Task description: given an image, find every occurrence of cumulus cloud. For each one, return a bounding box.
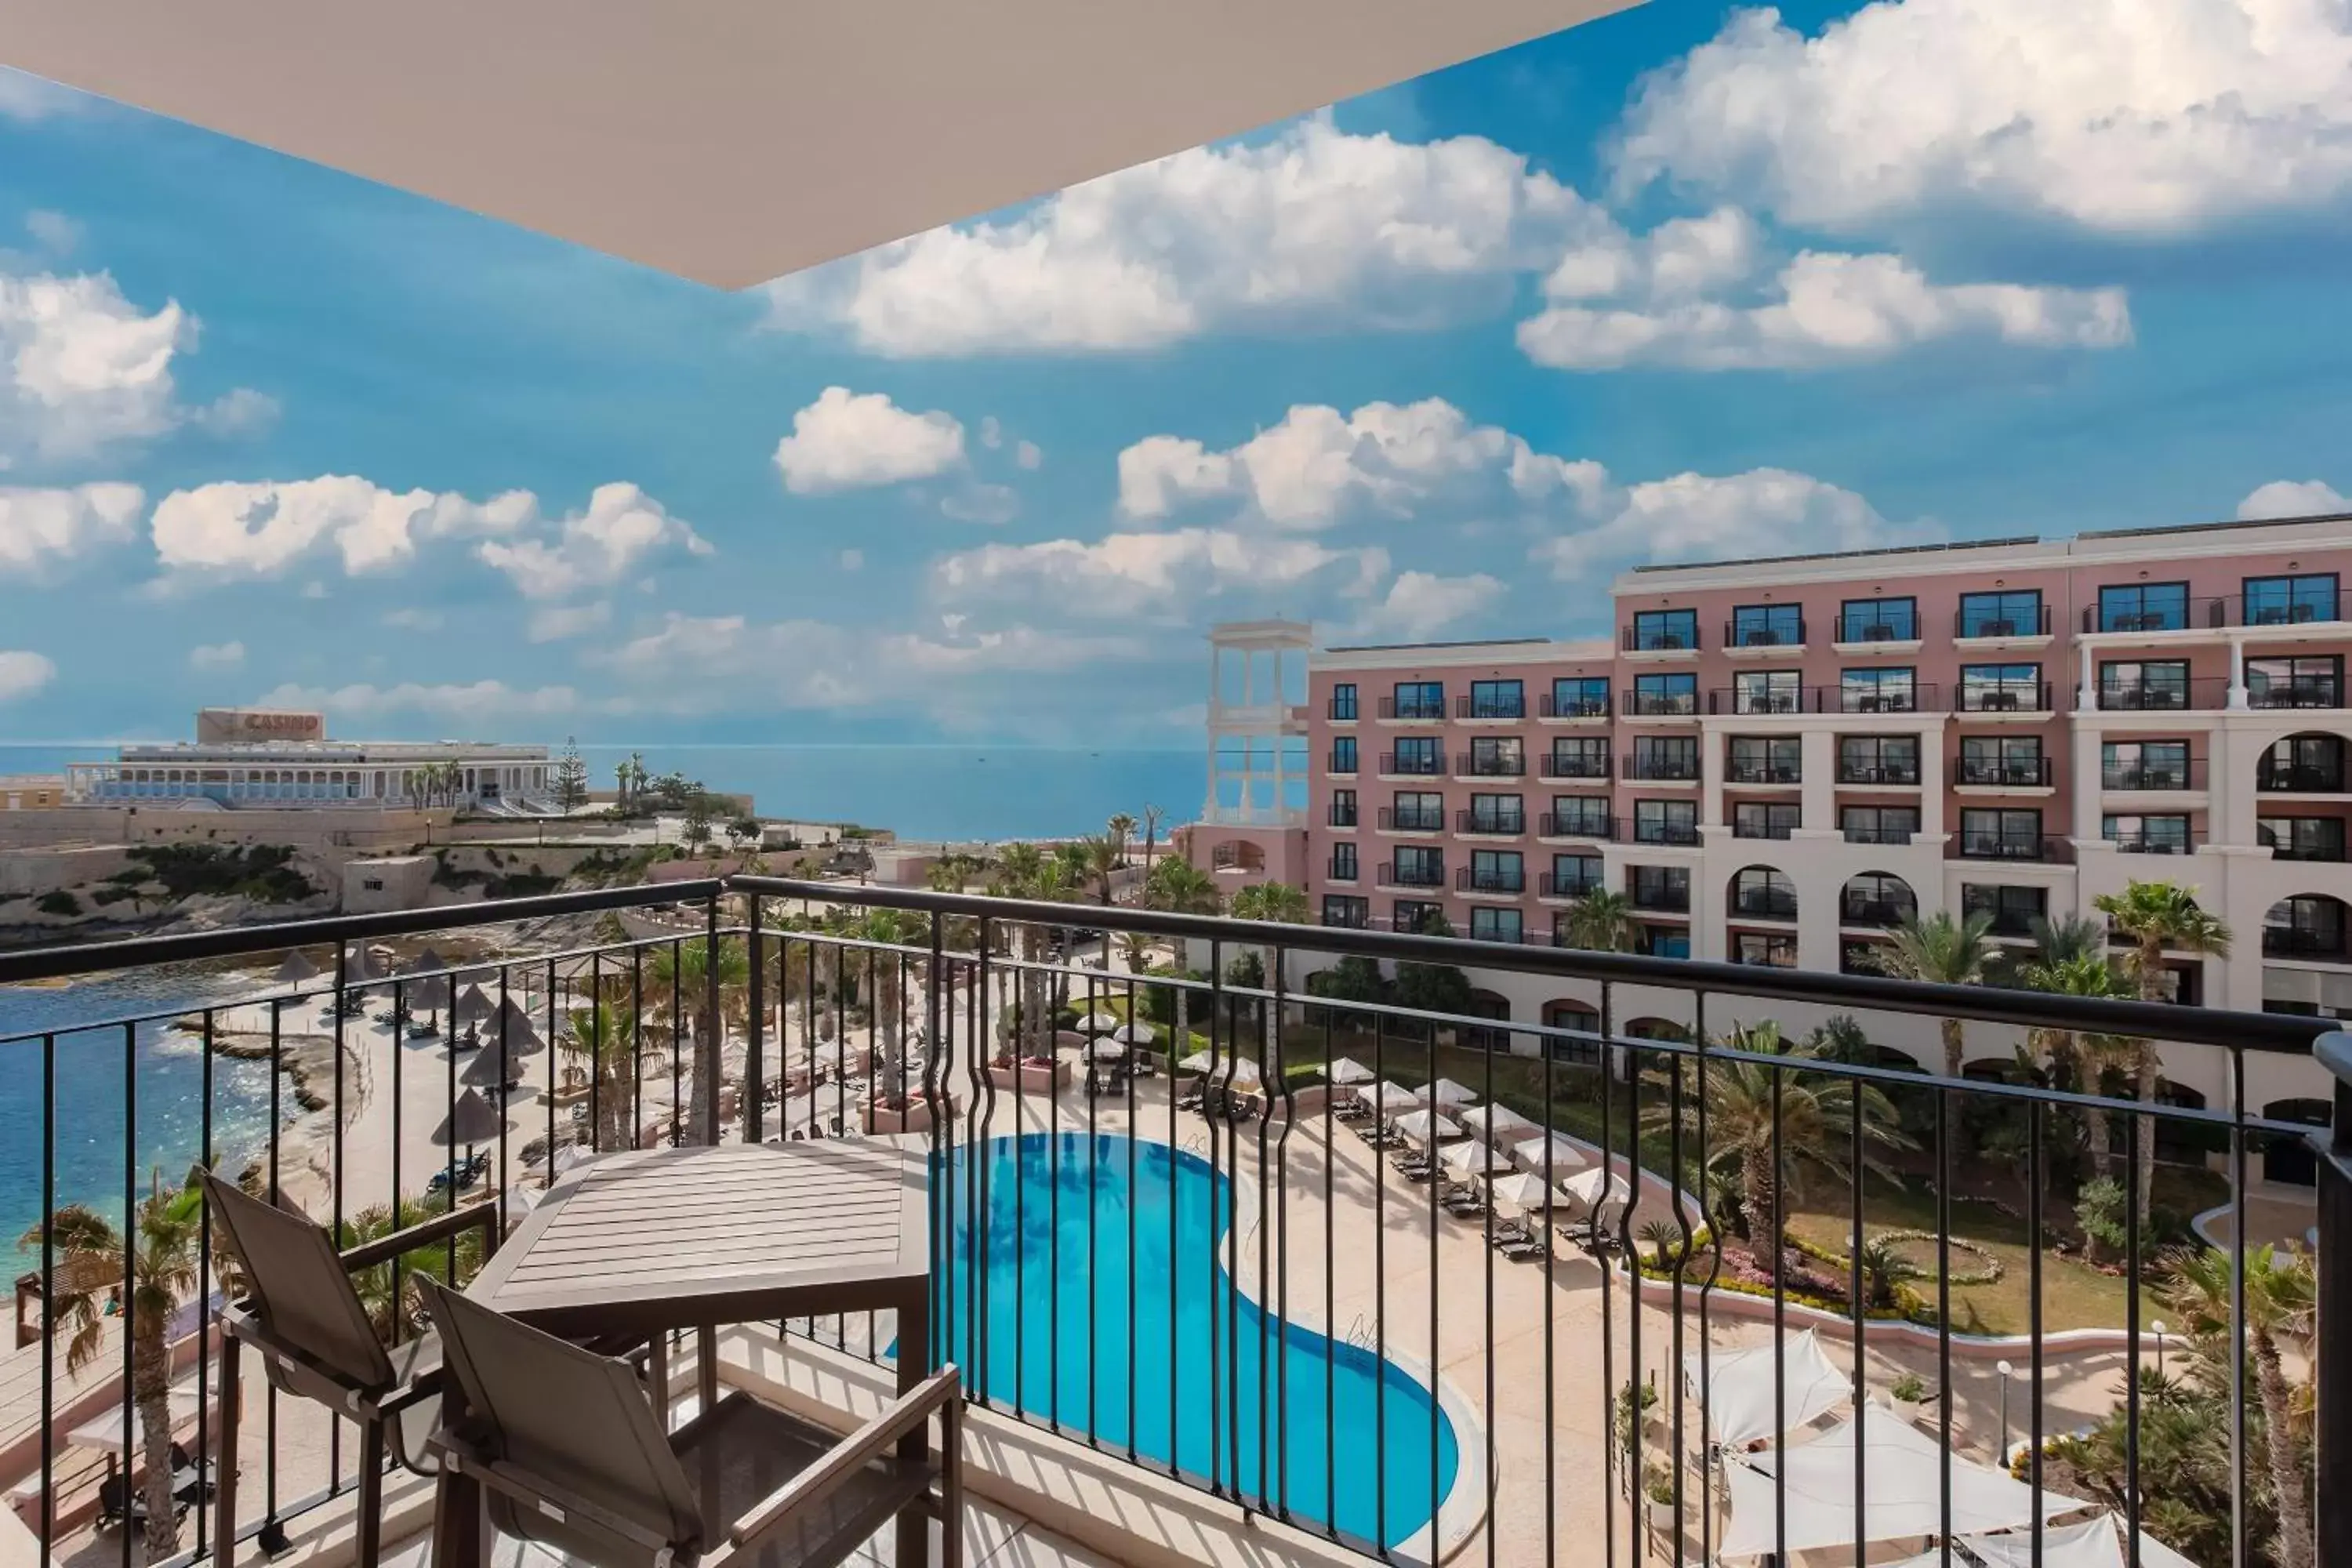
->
[188,641,245,671]
[1519,250,2131,370]
[1534,466,1943,579]
[1613,0,2352,235]
[0,650,56,703]
[2239,478,2351,519]
[1351,572,1508,641]
[1117,398,1606,530]
[1015,441,1043,471]
[935,528,1390,620]
[476,484,712,599]
[771,386,967,494]
[252,680,583,729]
[1,270,189,462]
[763,117,1596,354]
[0,482,143,574]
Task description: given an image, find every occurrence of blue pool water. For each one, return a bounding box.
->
[935,1133,1461,1550]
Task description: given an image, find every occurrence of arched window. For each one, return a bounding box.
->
[1839,872,1916,928]
[1730,866,1797,921]
[2256,733,2345,793]
[2264,894,2350,961]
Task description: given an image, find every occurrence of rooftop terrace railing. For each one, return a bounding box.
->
[0,877,2344,1568]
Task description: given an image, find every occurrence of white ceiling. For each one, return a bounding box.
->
[0,0,1637,291]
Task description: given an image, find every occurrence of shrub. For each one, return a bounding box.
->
[2075,1176,2129,1261]
[1890,1370,1928,1403]
[34,890,79,916]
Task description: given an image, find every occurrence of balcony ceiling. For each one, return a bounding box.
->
[0,0,1636,290]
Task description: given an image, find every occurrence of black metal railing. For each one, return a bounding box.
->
[1704,684,1936,717]
[1329,750,1359,775]
[1732,887,1800,920]
[1456,753,1527,778]
[1957,832,2067,862]
[1378,860,1446,888]
[1628,817,1702,846]
[1456,694,1526,720]
[1377,806,1445,833]
[2249,678,2345,710]
[2219,593,2344,629]
[1,875,2340,1568]
[1327,802,1359,828]
[1838,762,1922,786]
[1621,689,1700,717]
[1836,613,1919,644]
[1327,855,1360,881]
[1622,624,1700,653]
[1455,867,1526,895]
[1628,878,1691,913]
[1538,873,1604,900]
[1842,823,1917,845]
[1539,692,1612,720]
[1956,757,2054,788]
[2096,677,2228,713]
[1327,698,1359,721]
[2102,759,2207,791]
[1538,813,1616,841]
[1955,605,2053,639]
[1457,810,1527,837]
[1378,752,1444,776]
[1732,818,1798,840]
[1955,681,2054,714]
[2105,829,2198,855]
[1840,895,1916,927]
[1725,760,1802,786]
[2259,763,2347,793]
[1623,754,1701,782]
[1541,752,1612,779]
[1725,619,1805,648]
[1378,695,1447,721]
[2266,927,2349,960]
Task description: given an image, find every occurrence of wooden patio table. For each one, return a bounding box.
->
[433,1140,935,1568]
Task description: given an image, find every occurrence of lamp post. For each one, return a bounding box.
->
[2151,1319,2167,1378]
[1995,1359,2014,1463]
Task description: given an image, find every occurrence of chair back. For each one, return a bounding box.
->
[199,1171,393,1392]
[420,1282,702,1568]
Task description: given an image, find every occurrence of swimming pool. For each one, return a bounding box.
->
[932,1131,1462,1551]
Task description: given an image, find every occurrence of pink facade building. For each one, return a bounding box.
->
[1193,511,2352,1132]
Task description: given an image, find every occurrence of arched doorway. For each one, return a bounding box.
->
[2263,893,2350,961]
[1730,866,1797,921]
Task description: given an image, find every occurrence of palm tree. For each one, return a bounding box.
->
[614,760,633,813]
[651,935,750,1142]
[1144,857,1221,1057]
[2161,1243,2315,1568]
[2092,880,2233,1228]
[2029,913,2110,964]
[1141,805,1167,878]
[989,844,1071,1058]
[846,907,930,1094]
[566,997,640,1152]
[339,1195,487,1337]
[1116,931,1154,978]
[1560,887,1640,953]
[1644,1022,1911,1276]
[1082,833,1123,907]
[22,1171,206,1555]
[1229,882,1309,1060]
[1876,909,1998,1077]
[2018,950,2129,1178]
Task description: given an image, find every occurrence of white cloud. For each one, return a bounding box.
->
[762,117,1595,354]
[1015,440,1043,471]
[2239,478,2352,519]
[1351,572,1508,641]
[153,475,535,578]
[1519,250,2131,370]
[934,528,1388,619]
[188,641,245,671]
[1533,466,1944,579]
[476,484,712,599]
[525,602,612,642]
[1117,397,1606,529]
[0,650,55,703]
[1614,0,2352,235]
[0,482,143,574]
[1,270,189,462]
[252,680,583,729]
[1544,206,1762,303]
[24,211,81,256]
[977,416,1004,450]
[771,386,967,493]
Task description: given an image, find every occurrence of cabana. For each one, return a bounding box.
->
[1889,1515,2198,1568]
[1392,1108,1461,1145]
[1327,1057,1376,1086]
[1511,1132,1589,1172]
[1682,1328,1851,1449]
[1457,1104,1536,1146]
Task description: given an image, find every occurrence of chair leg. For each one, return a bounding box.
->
[357,1421,384,1568]
[937,1397,963,1568]
[214,1335,241,1568]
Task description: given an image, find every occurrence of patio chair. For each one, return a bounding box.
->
[421,1279,964,1568]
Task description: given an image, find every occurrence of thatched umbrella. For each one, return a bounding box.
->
[340,946,386,985]
[272,950,319,985]
[461,1039,531,1090]
[431,1088,506,1152]
[400,947,449,979]
[488,996,545,1046]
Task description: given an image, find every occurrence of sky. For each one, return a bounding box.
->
[2,0,2351,749]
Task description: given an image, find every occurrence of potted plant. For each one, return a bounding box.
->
[1642,1461,1679,1530]
[1889,1370,1929,1426]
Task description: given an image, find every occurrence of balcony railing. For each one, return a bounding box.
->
[2102,759,2206,790]
[1958,832,2066,862]
[1725,618,1805,648]
[1954,681,2054,714]
[1538,691,1611,719]
[1836,613,1919,643]
[1955,757,2054,788]
[1622,753,1701,782]
[1733,887,1800,920]
[1456,866,1526,895]
[1457,810,1527,837]
[2219,593,2343,628]
[1327,802,1358,827]
[1377,695,1447,720]
[1732,818,1798,840]
[0,878,2336,1568]
[1327,698,1359,721]
[1325,855,1359,880]
[2096,677,2227,712]
[1455,693,1526,720]
[2265,832,2350,863]
[1537,812,1616,841]
[2259,764,2348,793]
[1327,749,1359,774]
[1538,872,1603,899]
[1319,902,1370,929]
[1704,684,1935,717]
[2265,927,2350,960]
[1966,902,2044,937]
[1455,752,1527,778]
[1837,761,1922,786]
[1725,760,1802,786]
[1378,859,1446,887]
[1955,605,2053,639]
[1377,751,1444,776]
[2106,829,2198,855]
[1629,879,1691,913]
[1622,624,1700,652]
[1842,823,1917,845]
[1628,817,1701,846]
[1621,689,1699,717]
[1840,894,1916,927]
[1541,752,1611,779]
[1377,806,1445,833]
[2249,677,2345,710]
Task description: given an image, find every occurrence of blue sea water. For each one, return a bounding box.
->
[938,1132,1460,1550]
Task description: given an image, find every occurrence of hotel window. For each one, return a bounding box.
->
[1466,736,1525,776]
[2260,817,2347,862]
[2103,814,2192,854]
[1838,735,1920,785]
[1841,804,1919,844]
[2243,572,2338,626]
[1543,1004,1602,1065]
[1733,801,1802,840]
[1330,736,1358,774]
[2098,659,2190,711]
[1393,899,1443,935]
[2248,655,2343,709]
[1549,676,1610,718]
[2098,581,2189,632]
[1548,796,1612,839]
[1466,793,1525,833]
[1730,604,1803,647]
[1634,798,1698,845]
[1962,883,2048,936]
[1842,871,1917,925]
[1959,663,2042,712]
[1468,850,1524,892]
[2259,735,2346,792]
[1470,906,1524,943]
[1328,788,1358,827]
[1733,932,1799,968]
[1632,735,1699,780]
[1328,843,1359,881]
[1734,668,1804,714]
[1631,864,1690,911]
[1388,790,1444,831]
[1392,845,1445,886]
[1328,683,1359,721]
[1467,679,1525,719]
[1390,680,1444,720]
[1631,608,1699,652]
[1548,854,1603,898]
[1631,672,1698,715]
[2103,740,2190,789]
[1839,597,1918,641]
[1727,735,1801,784]
[1389,736,1442,775]
[1961,808,2045,858]
[2266,896,2348,960]
[1959,735,2045,786]
[1841,666,1918,713]
[1321,895,1369,929]
[1642,927,1692,960]
[1958,590,2044,638]
[1548,735,1610,779]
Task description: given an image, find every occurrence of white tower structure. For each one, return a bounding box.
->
[1203,621,1311,827]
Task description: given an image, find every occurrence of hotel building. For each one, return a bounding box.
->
[62,708,554,811]
[1191,511,2352,1139]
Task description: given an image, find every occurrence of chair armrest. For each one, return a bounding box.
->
[426,1436,674,1553]
[339,1200,499,1272]
[720,1368,961,1552]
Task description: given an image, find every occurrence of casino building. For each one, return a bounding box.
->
[64,709,554,811]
